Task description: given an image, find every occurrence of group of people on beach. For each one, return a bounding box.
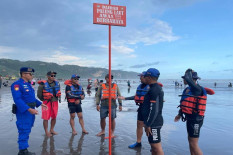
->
[11,67,213,155]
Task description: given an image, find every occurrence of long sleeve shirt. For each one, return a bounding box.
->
[11,78,42,113]
[141,83,164,128]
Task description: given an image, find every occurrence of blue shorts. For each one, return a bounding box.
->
[100,106,116,119]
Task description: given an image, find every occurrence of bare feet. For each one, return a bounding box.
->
[111,134,116,138]
[104,133,116,139]
[50,130,58,135]
[82,130,89,134]
[46,132,52,137]
[72,130,77,135]
[96,131,105,136]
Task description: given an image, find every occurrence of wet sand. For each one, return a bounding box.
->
[0,79,233,155]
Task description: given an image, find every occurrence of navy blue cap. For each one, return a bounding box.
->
[47,71,57,75]
[138,71,146,76]
[20,67,35,73]
[144,68,160,77]
[71,74,80,79]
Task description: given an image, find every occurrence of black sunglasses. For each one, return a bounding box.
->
[73,78,79,80]
[50,75,56,77]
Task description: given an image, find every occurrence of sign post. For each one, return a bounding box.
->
[93,1,126,155]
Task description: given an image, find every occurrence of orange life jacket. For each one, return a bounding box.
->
[101,83,117,100]
[38,80,61,100]
[179,87,207,116]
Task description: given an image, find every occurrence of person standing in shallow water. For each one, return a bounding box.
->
[37,71,61,137]
[174,69,207,155]
[95,74,122,137]
[142,68,164,155]
[0,75,2,88]
[119,71,149,149]
[11,67,47,155]
[64,74,88,135]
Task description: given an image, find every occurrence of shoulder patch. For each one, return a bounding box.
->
[14,85,20,91]
[150,100,156,103]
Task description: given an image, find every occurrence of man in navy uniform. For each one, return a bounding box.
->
[11,67,47,155]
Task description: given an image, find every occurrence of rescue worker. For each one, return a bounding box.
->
[142,68,164,155]
[119,71,149,148]
[96,74,122,137]
[174,69,206,155]
[64,74,88,135]
[11,67,47,155]
[37,71,61,137]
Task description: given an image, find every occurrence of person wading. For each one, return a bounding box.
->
[174,69,208,155]
[37,71,61,137]
[64,74,88,135]
[142,68,164,155]
[11,67,47,155]
[96,74,122,138]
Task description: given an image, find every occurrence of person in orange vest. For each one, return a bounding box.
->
[174,69,208,155]
[37,71,61,137]
[64,74,88,135]
[96,74,122,137]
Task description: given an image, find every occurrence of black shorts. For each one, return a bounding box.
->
[186,115,204,138]
[68,103,82,114]
[137,106,144,121]
[148,127,161,143]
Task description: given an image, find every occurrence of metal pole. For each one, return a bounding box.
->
[108,0,112,155]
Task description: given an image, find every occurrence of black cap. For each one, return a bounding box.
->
[105,74,113,79]
[20,67,35,73]
[47,71,57,75]
[182,71,200,79]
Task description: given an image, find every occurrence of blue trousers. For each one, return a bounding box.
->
[16,111,35,150]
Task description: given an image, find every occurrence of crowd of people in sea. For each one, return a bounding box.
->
[1,75,232,90]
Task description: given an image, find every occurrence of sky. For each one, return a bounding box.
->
[0,0,233,79]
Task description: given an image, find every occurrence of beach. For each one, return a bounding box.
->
[0,79,233,155]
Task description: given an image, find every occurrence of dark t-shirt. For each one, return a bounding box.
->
[142,83,164,128]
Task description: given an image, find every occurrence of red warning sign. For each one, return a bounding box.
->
[93,3,126,27]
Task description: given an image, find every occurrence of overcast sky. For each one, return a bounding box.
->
[0,0,232,79]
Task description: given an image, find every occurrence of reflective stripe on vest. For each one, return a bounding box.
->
[42,81,61,100]
[67,85,83,103]
[180,87,207,116]
[101,83,117,100]
[134,84,149,104]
